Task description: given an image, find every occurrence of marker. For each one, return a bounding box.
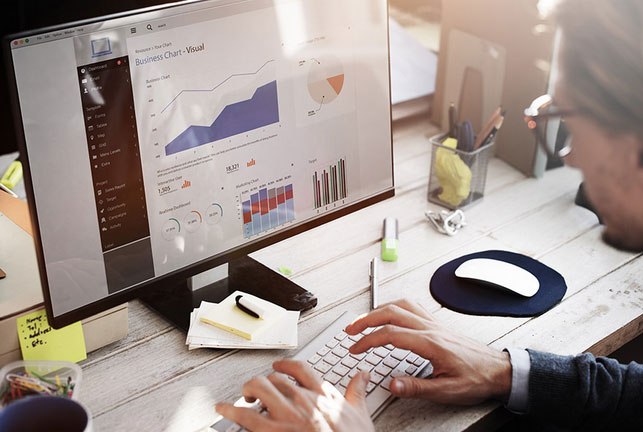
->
[370,258,379,310]
[1,158,23,190]
[235,295,265,319]
[381,217,399,262]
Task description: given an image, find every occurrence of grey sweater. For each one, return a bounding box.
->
[525,349,643,430]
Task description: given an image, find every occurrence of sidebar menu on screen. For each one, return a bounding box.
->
[78,56,155,294]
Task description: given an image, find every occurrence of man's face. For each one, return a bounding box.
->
[554,84,643,251]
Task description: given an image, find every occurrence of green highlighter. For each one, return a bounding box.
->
[381,217,399,261]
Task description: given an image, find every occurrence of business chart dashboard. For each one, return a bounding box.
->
[10,0,391,316]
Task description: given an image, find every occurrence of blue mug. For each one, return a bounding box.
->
[0,395,92,432]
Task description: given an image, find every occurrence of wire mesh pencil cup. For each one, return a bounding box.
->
[427,132,494,210]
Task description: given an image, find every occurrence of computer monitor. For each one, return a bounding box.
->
[5,0,393,330]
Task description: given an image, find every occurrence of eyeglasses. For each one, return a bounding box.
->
[524,94,577,159]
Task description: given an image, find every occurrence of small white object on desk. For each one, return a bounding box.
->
[455,258,540,298]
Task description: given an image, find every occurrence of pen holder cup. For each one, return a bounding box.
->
[427,132,494,210]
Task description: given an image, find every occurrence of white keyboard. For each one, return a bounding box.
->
[211,311,433,431]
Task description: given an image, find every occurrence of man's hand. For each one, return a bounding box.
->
[215,360,375,432]
[345,299,512,405]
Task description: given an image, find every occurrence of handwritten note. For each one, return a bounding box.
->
[17,309,87,363]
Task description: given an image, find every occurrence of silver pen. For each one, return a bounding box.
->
[370,257,379,310]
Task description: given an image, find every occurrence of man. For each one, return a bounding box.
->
[215,0,643,429]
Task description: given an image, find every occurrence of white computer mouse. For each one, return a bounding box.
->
[454,258,539,297]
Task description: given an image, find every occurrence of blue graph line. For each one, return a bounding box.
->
[160,59,276,114]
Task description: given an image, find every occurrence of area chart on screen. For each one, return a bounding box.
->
[242,184,294,238]
[165,80,280,156]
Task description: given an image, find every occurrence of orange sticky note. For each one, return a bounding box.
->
[17,309,87,363]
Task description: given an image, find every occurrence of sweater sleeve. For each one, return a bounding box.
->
[526,349,643,430]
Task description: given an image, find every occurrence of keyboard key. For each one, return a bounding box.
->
[317,347,331,357]
[341,357,359,369]
[334,331,347,341]
[326,338,339,349]
[405,365,418,375]
[348,334,362,342]
[390,348,409,361]
[407,354,419,364]
[373,347,389,358]
[307,354,322,365]
[350,352,366,361]
[413,357,426,367]
[361,327,374,335]
[384,344,395,351]
[340,376,352,388]
[366,382,376,393]
[383,357,400,369]
[340,339,354,349]
[332,346,349,358]
[323,353,342,366]
[348,369,360,378]
[357,360,374,372]
[374,364,393,377]
[365,353,382,366]
[333,364,350,376]
[324,372,342,385]
[391,367,406,378]
[315,362,332,374]
[369,371,385,385]
[380,376,393,390]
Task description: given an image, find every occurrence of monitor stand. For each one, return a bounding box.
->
[139,255,317,331]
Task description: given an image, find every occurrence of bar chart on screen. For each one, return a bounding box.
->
[241,180,295,238]
[312,158,347,210]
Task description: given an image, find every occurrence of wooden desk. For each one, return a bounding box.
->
[80,117,642,431]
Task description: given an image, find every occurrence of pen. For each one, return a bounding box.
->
[474,106,502,150]
[370,257,379,310]
[448,103,457,138]
[0,182,18,198]
[479,111,506,148]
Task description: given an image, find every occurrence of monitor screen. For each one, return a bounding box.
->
[6,0,392,327]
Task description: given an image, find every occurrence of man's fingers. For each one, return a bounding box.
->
[349,325,430,355]
[267,373,317,414]
[389,376,446,400]
[241,375,295,417]
[345,304,428,335]
[344,371,370,409]
[273,360,323,393]
[215,403,280,431]
[386,299,433,321]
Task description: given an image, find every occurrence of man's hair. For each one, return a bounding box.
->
[552,0,643,140]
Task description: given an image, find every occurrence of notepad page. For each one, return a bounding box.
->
[199,291,289,340]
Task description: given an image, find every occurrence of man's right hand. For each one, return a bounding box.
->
[344,299,512,405]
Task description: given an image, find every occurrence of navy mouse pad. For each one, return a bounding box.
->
[430,250,567,317]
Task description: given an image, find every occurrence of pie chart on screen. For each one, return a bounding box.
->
[307,56,344,105]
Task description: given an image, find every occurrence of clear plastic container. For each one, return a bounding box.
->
[427,132,494,210]
[0,360,82,409]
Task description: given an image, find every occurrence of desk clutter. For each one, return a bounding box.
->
[186,291,299,350]
[0,360,81,407]
[428,104,505,209]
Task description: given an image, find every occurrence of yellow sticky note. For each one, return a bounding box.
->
[17,309,87,363]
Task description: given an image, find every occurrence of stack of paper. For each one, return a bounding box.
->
[186,291,299,350]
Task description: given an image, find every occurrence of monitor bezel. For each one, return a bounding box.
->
[3,0,394,329]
